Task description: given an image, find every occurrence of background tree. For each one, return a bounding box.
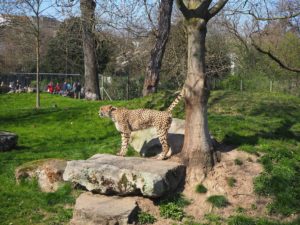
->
[142,0,174,96]
[80,0,100,100]
[1,0,58,108]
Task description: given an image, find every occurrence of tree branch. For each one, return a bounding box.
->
[239,10,300,21]
[176,0,190,18]
[251,38,300,73]
[208,0,229,19]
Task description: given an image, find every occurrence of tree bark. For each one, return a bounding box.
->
[175,0,229,184]
[181,19,216,184]
[80,0,100,100]
[142,0,174,96]
[36,12,40,109]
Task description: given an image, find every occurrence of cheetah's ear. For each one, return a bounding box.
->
[109,105,117,112]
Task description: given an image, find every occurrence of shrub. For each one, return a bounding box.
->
[234,158,243,165]
[226,177,237,187]
[207,195,229,208]
[227,215,256,225]
[159,202,185,221]
[137,211,156,224]
[195,184,207,193]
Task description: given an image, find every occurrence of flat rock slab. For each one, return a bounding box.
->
[70,192,138,225]
[0,131,18,151]
[63,154,185,197]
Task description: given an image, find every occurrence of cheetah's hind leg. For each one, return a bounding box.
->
[117,132,130,157]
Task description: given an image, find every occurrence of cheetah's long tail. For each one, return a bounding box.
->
[167,89,184,113]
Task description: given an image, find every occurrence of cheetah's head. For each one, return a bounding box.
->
[99,105,117,118]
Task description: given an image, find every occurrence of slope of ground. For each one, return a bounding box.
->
[0,91,299,224]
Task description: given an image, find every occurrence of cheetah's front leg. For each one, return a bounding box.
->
[117,132,130,157]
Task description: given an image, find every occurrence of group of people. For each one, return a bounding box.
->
[47,81,82,99]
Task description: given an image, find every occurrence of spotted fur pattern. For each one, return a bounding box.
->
[99,90,184,159]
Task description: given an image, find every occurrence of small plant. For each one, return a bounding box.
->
[247,157,253,162]
[207,195,229,208]
[227,215,256,225]
[235,206,245,213]
[159,202,185,221]
[204,213,223,225]
[226,177,237,187]
[195,184,207,193]
[137,211,156,224]
[251,204,257,210]
[234,158,243,165]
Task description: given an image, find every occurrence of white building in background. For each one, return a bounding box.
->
[229,53,237,75]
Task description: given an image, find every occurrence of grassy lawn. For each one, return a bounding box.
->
[0,91,299,224]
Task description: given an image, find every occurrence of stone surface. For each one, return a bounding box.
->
[15,159,67,192]
[63,154,185,197]
[0,131,18,151]
[129,118,185,157]
[70,192,138,225]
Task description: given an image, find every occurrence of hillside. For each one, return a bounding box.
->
[0,91,299,224]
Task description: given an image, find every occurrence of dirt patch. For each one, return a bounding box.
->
[182,149,272,221]
[137,149,278,224]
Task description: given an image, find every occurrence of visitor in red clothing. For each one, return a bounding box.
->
[47,81,54,94]
[55,83,61,94]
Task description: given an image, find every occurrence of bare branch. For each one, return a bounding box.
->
[251,37,300,73]
[143,0,158,37]
[176,0,190,18]
[238,10,300,21]
[208,0,229,19]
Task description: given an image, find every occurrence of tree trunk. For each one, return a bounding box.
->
[142,0,174,96]
[80,0,100,100]
[36,16,40,108]
[181,20,216,184]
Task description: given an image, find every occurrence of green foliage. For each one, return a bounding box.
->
[235,206,245,213]
[159,194,190,221]
[227,215,256,225]
[195,184,208,193]
[227,215,300,225]
[207,195,229,208]
[159,202,185,221]
[137,211,156,224]
[226,177,237,187]
[43,17,111,76]
[204,213,223,225]
[234,158,243,166]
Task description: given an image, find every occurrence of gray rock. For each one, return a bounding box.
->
[70,192,138,225]
[15,159,67,192]
[129,118,185,157]
[63,154,185,197]
[0,131,18,151]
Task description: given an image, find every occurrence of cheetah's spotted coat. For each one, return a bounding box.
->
[99,90,184,159]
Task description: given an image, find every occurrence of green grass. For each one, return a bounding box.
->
[226,177,237,187]
[207,195,229,208]
[1,91,300,224]
[137,211,157,224]
[159,194,190,221]
[195,184,208,193]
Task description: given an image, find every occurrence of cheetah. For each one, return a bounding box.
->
[98,90,184,160]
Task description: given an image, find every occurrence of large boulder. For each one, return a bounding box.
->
[129,118,185,157]
[63,154,185,197]
[0,131,18,151]
[70,192,138,225]
[15,159,67,192]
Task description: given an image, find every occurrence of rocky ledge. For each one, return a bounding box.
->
[0,131,18,151]
[70,192,138,225]
[63,154,185,197]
